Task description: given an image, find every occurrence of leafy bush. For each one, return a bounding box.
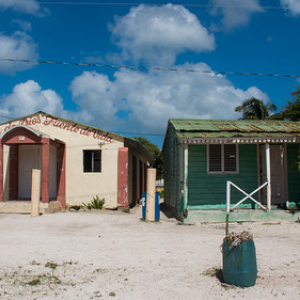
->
[82,196,105,210]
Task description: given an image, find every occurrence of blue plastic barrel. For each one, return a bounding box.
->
[222,237,257,287]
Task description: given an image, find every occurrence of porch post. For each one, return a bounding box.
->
[183,144,188,216]
[266,143,271,210]
[42,138,50,203]
[0,141,3,202]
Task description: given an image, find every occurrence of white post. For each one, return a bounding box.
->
[31,169,41,217]
[226,181,231,213]
[146,168,156,221]
[266,143,271,210]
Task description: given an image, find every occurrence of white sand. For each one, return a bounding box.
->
[0,207,299,300]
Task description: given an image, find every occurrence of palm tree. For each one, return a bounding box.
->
[234,97,277,120]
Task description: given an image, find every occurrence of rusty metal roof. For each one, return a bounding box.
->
[170,119,300,139]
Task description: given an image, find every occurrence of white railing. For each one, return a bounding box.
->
[226,181,269,213]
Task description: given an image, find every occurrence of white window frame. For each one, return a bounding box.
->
[207,144,239,174]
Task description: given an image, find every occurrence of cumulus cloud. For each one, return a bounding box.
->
[0,80,64,117]
[280,0,300,16]
[109,4,215,65]
[69,65,269,134]
[210,0,263,30]
[0,0,46,16]
[0,31,38,74]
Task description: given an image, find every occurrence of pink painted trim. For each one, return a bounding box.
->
[9,145,18,200]
[57,144,66,208]
[0,141,3,202]
[42,138,50,203]
[117,147,129,207]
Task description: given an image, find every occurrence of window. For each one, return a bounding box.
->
[207,144,238,173]
[83,150,101,173]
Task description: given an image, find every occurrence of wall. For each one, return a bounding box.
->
[287,143,300,203]
[0,113,124,208]
[163,125,181,209]
[188,144,258,206]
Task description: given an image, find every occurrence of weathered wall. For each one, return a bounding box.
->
[188,144,258,206]
[287,143,300,203]
[0,113,124,208]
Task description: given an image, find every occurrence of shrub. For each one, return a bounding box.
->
[82,196,105,210]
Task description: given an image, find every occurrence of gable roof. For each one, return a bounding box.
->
[0,111,153,162]
[162,119,300,153]
[170,119,300,140]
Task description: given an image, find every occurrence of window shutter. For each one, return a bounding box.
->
[224,144,237,172]
[209,144,222,172]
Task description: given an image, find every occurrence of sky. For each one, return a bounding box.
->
[0,0,300,148]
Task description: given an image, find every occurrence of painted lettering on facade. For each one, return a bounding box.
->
[0,115,113,143]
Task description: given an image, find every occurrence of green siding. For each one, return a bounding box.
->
[188,144,258,206]
[287,144,300,203]
[163,126,181,209]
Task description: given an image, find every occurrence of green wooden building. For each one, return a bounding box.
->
[162,119,300,219]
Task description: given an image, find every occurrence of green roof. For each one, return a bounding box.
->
[169,119,300,139]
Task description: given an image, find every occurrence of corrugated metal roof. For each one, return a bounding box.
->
[170,119,300,139]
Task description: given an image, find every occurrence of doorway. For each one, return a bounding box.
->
[259,144,287,205]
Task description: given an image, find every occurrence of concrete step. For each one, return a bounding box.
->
[185,208,300,223]
[0,201,61,214]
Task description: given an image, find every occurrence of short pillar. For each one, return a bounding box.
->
[31,169,41,217]
[146,168,156,221]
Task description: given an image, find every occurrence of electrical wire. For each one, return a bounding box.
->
[0,58,299,78]
[31,1,286,10]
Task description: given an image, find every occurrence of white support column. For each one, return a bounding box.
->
[266,143,271,210]
[146,168,156,221]
[183,145,188,214]
[226,181,231,213]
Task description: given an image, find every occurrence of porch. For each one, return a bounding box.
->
[184,206,300,223]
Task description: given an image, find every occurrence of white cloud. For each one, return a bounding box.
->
[210,0,263,30]
[12,20,32,32]
[281,0,300,16]
[109,4,215,65]
[69,64,269,134]
[0,80,64,117]
[0,31,38,74]
[0,0,46,16]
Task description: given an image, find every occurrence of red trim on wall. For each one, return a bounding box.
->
[0,141,3,202]
[2,127,42,144]
[117,147,129,207]
[57,144,66,208]
[132,156,138,206]
[9,145,18,200]
[42,138,50,203]
[139,160,143,199]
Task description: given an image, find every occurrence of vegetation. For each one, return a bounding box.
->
[281,87,300,121]
[134,136,164,180]
[82,196,105,210]
[234,97,277,120]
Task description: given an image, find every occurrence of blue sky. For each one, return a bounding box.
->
[0,0,300,148]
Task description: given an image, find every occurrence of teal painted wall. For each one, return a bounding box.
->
[287,144,300,203]
[163,126,181,209]
[188,144,258,206]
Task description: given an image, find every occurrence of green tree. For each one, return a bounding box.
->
[134,137,163,179]
[281,87,300,121]
[235,97,277,120]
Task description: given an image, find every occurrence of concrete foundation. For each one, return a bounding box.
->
[0,201,61,214]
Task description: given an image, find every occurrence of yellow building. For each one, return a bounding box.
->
[0,112,152,213]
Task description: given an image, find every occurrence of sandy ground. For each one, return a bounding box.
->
[0,206,300,300]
